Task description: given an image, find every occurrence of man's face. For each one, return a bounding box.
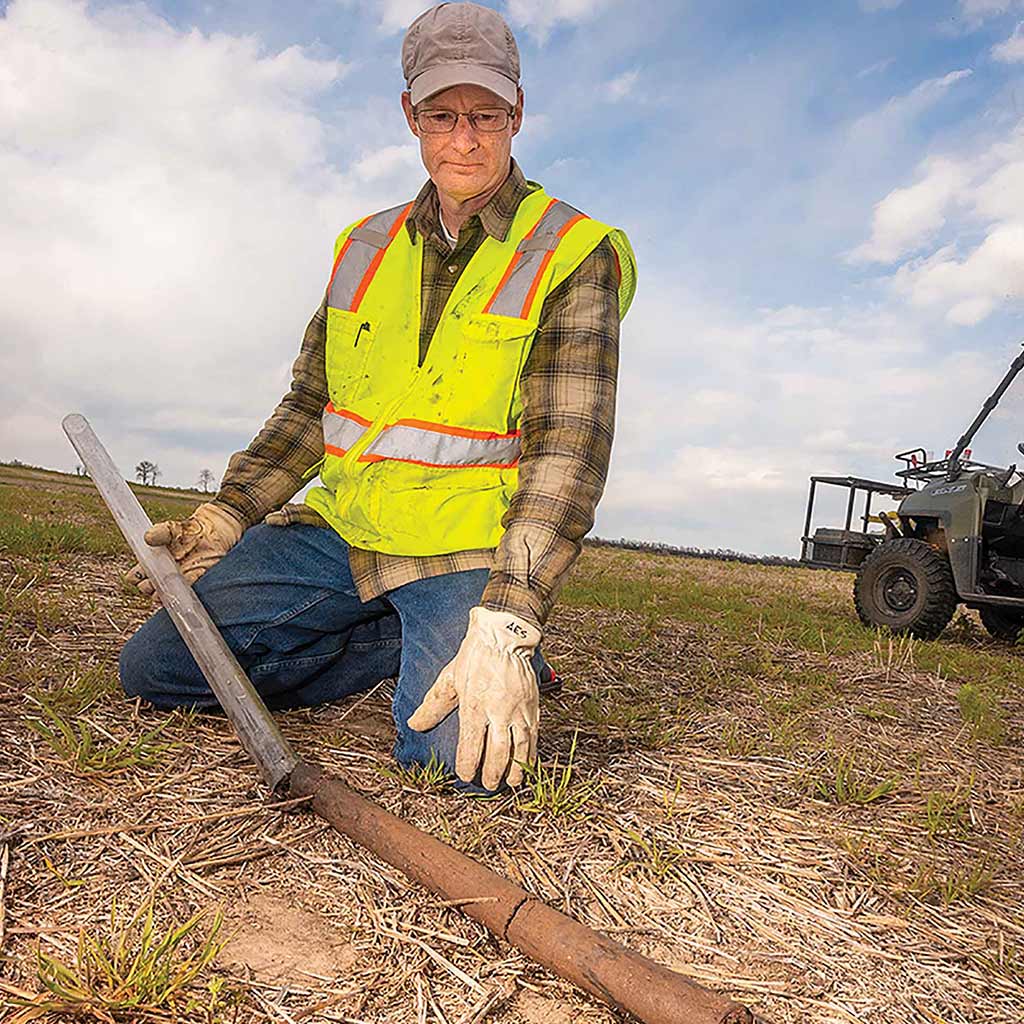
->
[402,83,523,203]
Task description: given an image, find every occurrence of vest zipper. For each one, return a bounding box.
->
[334,220,536,469]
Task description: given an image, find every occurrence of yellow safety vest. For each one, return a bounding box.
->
[304,187,636,556]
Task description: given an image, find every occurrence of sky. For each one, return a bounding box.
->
[2,0,1024,556]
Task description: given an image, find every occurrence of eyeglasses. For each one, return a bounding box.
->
[413,107,513,134]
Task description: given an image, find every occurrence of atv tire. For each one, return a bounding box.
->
[854,537,957,640]
[978,605,1024,643]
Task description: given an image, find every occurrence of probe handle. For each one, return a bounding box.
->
[61,413,298,790]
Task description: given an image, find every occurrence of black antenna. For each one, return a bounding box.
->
[946,342,1024,481]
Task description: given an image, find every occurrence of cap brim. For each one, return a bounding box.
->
[409,63,518,107]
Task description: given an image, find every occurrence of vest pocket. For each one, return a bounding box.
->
[458,314,535,429]
[461,313,534,344]
[325,308,377,404]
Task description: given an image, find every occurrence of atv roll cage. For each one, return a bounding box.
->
[800,475,912,569]
[894,448,1010,486]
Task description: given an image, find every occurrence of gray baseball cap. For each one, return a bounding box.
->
[402,3,520,108]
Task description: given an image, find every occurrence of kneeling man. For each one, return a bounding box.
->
[120,1,636,792]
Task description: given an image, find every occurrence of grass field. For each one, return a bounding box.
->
[1,469,1023,1023]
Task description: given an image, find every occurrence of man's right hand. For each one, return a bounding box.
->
[124,502,244,597]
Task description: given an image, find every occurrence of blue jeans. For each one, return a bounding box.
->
[118,524,545,787]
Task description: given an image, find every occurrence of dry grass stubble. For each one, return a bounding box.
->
[1,474,1023,1022]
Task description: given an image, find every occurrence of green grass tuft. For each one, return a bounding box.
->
[376,750,452,794]
[811,749,899,805]
[907,857,997,905]
[920,780,974,839]
[0,480,202,564]
[621,827,685,881]
[720,721,757,756]
[27,705,177,776]
[957,683,1007,744]
[579,691,689,750]
[0,513,106,558]
[31,663,118,716]
[16,899,226,1020]
[515,731,599,817]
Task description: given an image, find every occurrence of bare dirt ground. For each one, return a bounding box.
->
[1,474,1023,1023]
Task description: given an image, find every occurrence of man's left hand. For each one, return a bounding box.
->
[407,606,541,790]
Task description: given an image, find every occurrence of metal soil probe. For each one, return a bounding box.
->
[63,413,754,1024]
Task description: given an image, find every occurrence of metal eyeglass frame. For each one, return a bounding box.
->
[413,107,514,134]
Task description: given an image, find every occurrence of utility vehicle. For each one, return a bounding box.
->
[801,346,1024,641]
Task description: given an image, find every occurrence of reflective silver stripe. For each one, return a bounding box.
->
[487,201,586,318]
[322,406,369,455]
[362,422,521,468]
[328,204,409,311]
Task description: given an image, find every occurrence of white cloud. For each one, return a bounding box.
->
[376,0,429,34]
[958,0,1020,24]
[993,21,1024,60]
[850,157,968,263]
[350,143,421,182]
[538,155,588,182]
[606,68,640,101]
[893,224,1024,325]
[0,0,422,485]
[842,70,972,161]
[503,0,617,42]
[972,140,1024,219]
[340,0,425,35]
[857,57,896,78]
[893,68,973,112]
[596,287,1012,554]
[852,119,1024,325]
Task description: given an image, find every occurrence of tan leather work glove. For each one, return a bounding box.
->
[263,502,320,527]
[407,606,542,790]
[123,502,244,596]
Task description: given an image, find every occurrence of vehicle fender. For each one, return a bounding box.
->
[898,479,982,594]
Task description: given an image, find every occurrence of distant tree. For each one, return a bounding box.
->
[135,460,158,485]
[197,468,215,493]
[75,464,86,477]
[150,464,161,484]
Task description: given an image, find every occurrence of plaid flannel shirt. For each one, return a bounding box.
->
[214,160,622,628]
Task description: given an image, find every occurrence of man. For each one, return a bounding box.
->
[119,2,636,792]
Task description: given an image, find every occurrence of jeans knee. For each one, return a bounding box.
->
[393,708,461,776]
[394,723,455,772]
[118,614,215,709]
[119,631,155,702]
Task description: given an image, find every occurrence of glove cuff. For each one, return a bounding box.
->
[198,502,245,544]
[468,606,542,654]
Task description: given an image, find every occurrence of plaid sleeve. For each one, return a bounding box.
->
[213,298,329,528]
[481,237,622,628]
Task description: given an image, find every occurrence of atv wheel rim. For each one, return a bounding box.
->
[878,567,918,613]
